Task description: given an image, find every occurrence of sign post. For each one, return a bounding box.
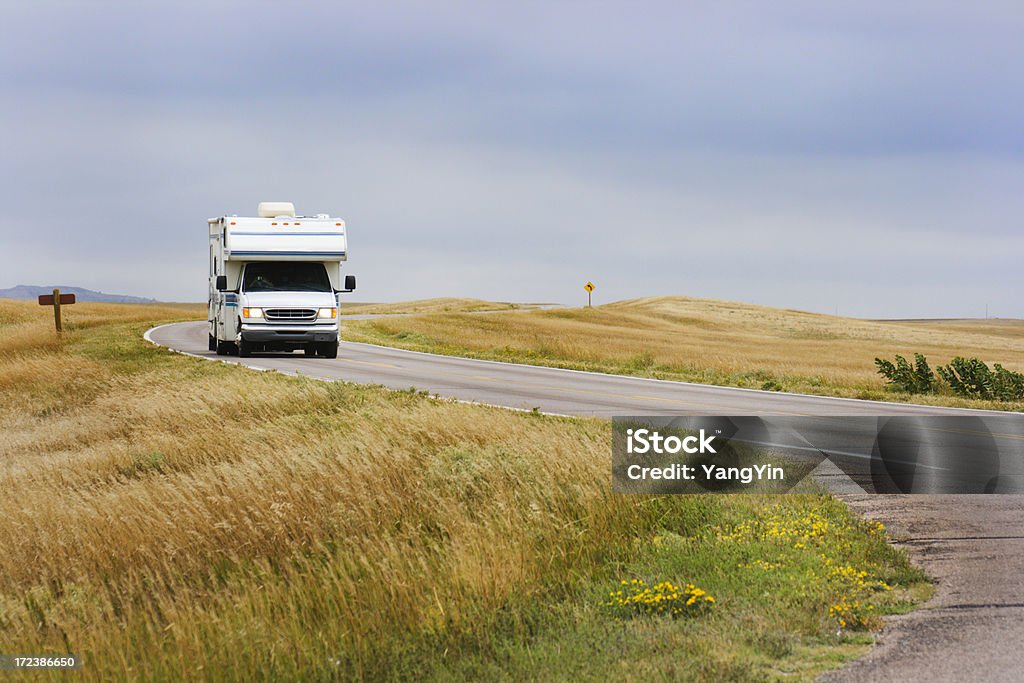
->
[583,281,595,307]
[38,289,76,334]
[53,288,62,334]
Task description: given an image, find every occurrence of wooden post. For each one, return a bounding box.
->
[53,288,62,334]
[38,290,75,334]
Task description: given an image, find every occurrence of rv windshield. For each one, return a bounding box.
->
[243,262,332,293]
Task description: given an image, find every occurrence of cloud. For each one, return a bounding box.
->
[1,2,1021,317]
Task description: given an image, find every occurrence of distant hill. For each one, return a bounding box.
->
[0,285,157,304]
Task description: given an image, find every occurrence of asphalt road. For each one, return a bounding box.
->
[148,320,1024,682]
[150,321,1007,419]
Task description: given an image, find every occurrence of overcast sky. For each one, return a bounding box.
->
[1,2,1021,317]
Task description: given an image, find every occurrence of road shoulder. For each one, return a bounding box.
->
[822,495,1024,683]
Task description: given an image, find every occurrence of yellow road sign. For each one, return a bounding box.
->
[584,281,595,292]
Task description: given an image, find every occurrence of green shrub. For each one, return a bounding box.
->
[873,353,935,394]
[990,364,1024,401]
[875,353,1024,402]
[937,357,1024,401]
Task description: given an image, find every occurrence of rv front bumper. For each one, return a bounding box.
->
[240,324,339,343]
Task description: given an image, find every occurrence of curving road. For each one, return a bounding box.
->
[148,320,1024,682]
[148,321,1006,419]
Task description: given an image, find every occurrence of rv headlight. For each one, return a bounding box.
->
[317,307,337,319]
[242,307,263,319]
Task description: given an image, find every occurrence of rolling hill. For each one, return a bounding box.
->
[0,284,156,303]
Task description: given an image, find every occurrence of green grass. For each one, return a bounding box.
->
[374,495,928,681]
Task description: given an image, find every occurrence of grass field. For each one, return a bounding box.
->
[0,299,926,681]
[341,298,549,315]
[345,296,1024,412]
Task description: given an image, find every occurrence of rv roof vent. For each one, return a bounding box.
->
[257,201,295,218]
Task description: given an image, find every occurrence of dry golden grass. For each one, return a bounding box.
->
[341,298,546,315]
[345,295,1024,411]
[0,300,627,680]
[0,298,924,681]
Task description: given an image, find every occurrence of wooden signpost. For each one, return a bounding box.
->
[38,288,76,334]
[584,281,595,307]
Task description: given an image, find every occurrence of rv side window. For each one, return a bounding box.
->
[242,262,332,293]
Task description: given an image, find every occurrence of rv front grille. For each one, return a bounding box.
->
[265,308,317,321]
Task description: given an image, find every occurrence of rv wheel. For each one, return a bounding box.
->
[319,342,338,359]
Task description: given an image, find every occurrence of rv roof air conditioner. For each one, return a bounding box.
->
[257,202,296,218]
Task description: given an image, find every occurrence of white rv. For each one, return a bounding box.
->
[208,202,355,358]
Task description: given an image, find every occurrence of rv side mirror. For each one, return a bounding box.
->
[343,275,356,292]
[216,275,228,291]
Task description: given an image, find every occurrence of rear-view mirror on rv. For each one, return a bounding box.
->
[215,275,228,291]
[343,275,357,292]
